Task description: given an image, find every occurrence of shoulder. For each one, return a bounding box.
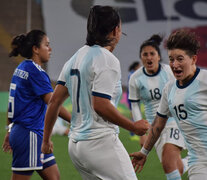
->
[130,67,144,80]
[93,46,120,71]
[160,63,171,72]
[21,60,46,73]
[164,79,176,93]
[129,67,144,85]
[198,68,207,77]
[160,63,174,77]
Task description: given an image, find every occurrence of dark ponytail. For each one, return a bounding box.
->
[9,30,46,59]
[139,34,163,58]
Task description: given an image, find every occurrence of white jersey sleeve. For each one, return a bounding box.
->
[92,57,121,99]
[57,61,69,84]
[128,70,140,101]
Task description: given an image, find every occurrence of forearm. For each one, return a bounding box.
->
[43,102,60,143]
[58,106,71,123]
[143,115,167,151]
[93,97,135,132]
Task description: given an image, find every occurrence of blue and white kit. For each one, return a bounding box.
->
[158,68,207,168]
[58,45,138,180]
[129,63,186,160]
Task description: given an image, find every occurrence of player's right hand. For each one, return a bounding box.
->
[130,151,147,173]
[133,119,150,136]
[41,140,54,154]
[2,132,12,153]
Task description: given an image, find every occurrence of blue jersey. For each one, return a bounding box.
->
[158,68,207,167]
[58,45,122,141]
[8,60,53,137]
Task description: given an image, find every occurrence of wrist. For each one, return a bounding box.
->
[140,146,150,156]
[5,123,13,132]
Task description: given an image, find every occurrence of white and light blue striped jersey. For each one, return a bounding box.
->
[128,63,174,124]
[157,68,207,167]
[57,45,122,141]
[8,60,53,137]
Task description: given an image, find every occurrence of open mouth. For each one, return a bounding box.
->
[147,61,152,65]
[173,70,182,76]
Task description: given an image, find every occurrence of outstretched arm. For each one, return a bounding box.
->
[130,114,167,172]
[93,96,150,136]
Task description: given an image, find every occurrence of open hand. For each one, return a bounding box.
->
[130,151,147,173]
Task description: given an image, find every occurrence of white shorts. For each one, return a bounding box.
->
[68,134,138,180]
[154,121,186,161]
[188,163,207,180]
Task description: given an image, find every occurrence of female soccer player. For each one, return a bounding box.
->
[2,30,70,180]
[42,5,149,180]
[130,30,206,180]
[128,34,188,180]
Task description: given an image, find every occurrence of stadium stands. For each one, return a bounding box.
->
[0,0,44,91]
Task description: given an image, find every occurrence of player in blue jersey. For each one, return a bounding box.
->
[130,30,207,180]
[2,30,71,180]
[41,5,149,180]
[129,34,188,180]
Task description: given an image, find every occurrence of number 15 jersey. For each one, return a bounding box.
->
[157,68,207,167]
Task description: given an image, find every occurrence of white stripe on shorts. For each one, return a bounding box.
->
[29,131,37,167]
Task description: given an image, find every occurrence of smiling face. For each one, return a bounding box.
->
[140,45,160,75]
[168,49,197,86]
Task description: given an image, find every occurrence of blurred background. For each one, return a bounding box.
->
[0,0,207,91]
[0,0,206,179]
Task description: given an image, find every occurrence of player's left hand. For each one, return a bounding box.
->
[41,140,54,154]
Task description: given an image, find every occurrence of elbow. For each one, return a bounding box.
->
[93,104,103,116]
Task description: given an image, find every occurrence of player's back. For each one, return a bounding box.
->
[62,45,120,141]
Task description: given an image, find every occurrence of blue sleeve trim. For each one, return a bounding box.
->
[157,112,168,118]
[92,92,111,100]
[57,81,66,86]
[129,99,140,103]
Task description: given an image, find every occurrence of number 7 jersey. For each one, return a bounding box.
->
[157,68,207,167]
[57,45,122,141]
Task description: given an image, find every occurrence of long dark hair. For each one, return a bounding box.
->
[86,5,121,47]
[9,30,46,59]
[139,34,163,59]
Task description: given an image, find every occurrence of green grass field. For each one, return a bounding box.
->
[0,111,188,180]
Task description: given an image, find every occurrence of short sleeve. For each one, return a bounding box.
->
[57,61,68,86]
[92,53,121,100]
[27,63,53,96]
[92,68,119,100]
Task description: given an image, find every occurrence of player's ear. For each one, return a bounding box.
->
[191,55,197,65]
[32,45,39,55]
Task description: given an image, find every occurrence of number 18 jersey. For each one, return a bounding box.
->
[129,63,174,124]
